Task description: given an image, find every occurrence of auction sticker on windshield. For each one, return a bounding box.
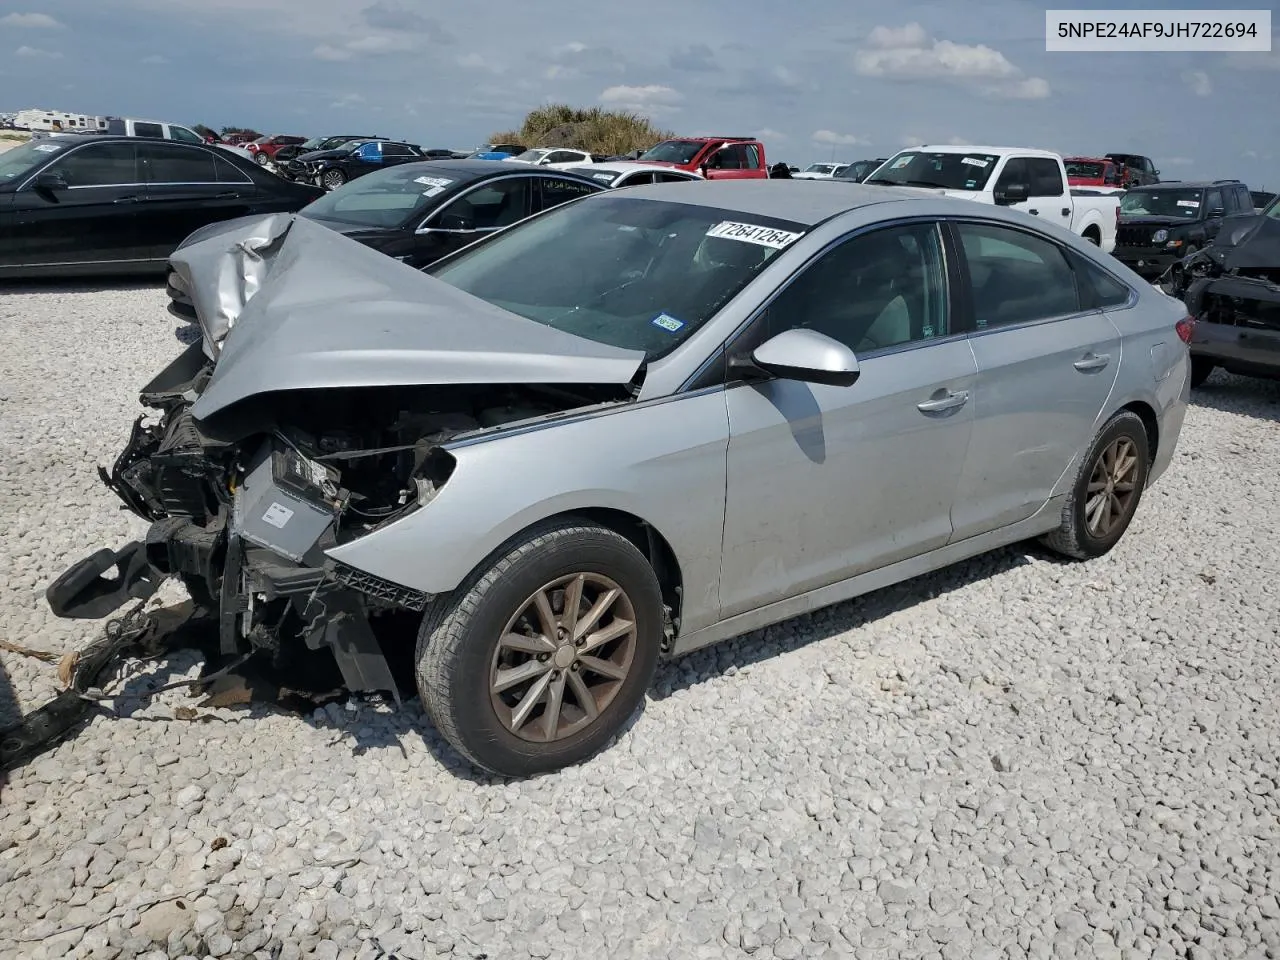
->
[651,312,685,332]
[1178,200,1200,207]
[706,221,802,249]
[415,175,453,197]
[961,157,989,167]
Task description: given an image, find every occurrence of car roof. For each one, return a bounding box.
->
[564,161,700,177]
[898,144,1061,159]
[1127,181,1226,190]
[607,179,938,226]
[392,158,604,183]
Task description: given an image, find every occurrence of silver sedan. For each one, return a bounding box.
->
[49,181,1192,776]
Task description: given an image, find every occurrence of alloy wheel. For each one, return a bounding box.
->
[489,572,637,743]
[323,171,345,190]
[1085,436,1139,537]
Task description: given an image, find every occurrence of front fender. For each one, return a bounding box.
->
[324,390,732,634]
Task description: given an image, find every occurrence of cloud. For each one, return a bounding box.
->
[668,43,717,72]
[312,44,351,61]
[1224,37,1280,69]
[543,41,627,81]
[361,1,436,32]
[1183,70,1212,96]
[140,54,168,64]
[599,84,683,115]
[854,22,1050,99]
[0,12,64,28]
[900,134,968,146]
[329,92,366,109]
[456,52,502,73]
[1243,149,1259,158]
[1163,157,1194,166]
[812,130,865,146]
[755,128,788,142]
[15,44,61,58]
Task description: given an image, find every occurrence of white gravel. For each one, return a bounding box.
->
[2,282,1279,960]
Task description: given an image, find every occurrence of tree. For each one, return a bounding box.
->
[490,104,674,157]
[220,125,263,140]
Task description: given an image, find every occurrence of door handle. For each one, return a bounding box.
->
[917,390,969,413]
[1061,207,1070,216]
[214,192,242,199]
[113,195,140,204]
[1028,208,1039,215]
[1073,353,1111,372]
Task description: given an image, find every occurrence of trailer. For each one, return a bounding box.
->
[14,108,109,132]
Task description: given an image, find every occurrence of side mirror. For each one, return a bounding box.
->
[34,171,69,195]
[732,328,861,387]
[994,183,1028,205]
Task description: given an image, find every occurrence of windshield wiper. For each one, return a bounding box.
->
[863,178,895,185]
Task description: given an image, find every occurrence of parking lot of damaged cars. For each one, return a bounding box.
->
[1,180,1280,959]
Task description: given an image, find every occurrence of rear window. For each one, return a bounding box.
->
[1066,161,1104,178]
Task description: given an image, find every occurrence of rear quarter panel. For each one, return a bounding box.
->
[325,390,732,633]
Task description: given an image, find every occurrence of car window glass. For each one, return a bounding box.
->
[539,176,599,211]
[213,153,253,184]
[47,143,138,186]
[134,122,164,138]
[743,144,761,168]
[957,221,1080,327]
[656,173,690,183]
[1068,251,1131,309]
[1205,188,1224,215]
[1026,158,1064,196]
[756,222,949,354]
[437,179,531,229]
[381,143,410,157]
[171,126,204,144]
[139,143,217,183]
[995,158,1028,191]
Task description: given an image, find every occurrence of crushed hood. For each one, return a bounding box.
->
[174,214,646,421]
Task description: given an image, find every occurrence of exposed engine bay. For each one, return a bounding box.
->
[1161,213,1280,331]
[46,340,630,697]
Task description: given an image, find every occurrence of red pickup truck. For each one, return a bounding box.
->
[635,136,768,179]
[1064,156,1125,189]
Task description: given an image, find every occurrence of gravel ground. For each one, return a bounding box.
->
[2,282,1279,960]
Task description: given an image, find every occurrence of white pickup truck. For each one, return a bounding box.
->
[863,145,1121,253]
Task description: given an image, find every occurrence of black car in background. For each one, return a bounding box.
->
[271,134,384,167]
[298,140,425,191]
[1113,179,1253,277]
[834,158,889,183]
[0,134,323,278]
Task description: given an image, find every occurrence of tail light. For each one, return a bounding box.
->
[1175,315,1196,344]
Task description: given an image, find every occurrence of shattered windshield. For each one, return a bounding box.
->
[1120,189,1204,218]
[300,164,459,228]
[427,195,806,361]
[865,151,1000,190]
[638,140,703,164]
[0,139,68,181]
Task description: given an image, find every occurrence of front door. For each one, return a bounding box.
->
[136,142,256,260]
[702,143,763,181]
[1025,157,1073,231]
[4,141,146,271]
[719,221,976,617]
[409,176,534,267]
[947,219,1122,540]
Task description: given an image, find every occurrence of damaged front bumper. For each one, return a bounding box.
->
[46,346,433,701]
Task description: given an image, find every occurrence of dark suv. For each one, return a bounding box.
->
[1105,153,1160,186]
[1113,180,1253,277]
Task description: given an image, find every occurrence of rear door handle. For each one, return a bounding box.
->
[113,195,140,204]
[1073,352,1111,371]
[917,390,969,413]
[214,191,242,199]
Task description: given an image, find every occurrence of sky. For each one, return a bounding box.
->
[1,1,1277,188]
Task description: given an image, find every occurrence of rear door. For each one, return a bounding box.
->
[379,142,419,167]
[4,141,147,271]
[533,174,601,214]
[136,142,255,258]
[947,218,1122,540]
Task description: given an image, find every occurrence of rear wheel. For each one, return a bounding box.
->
[1041,410,1150,560]
[1190,356,1215,388]
[415,520,663,777]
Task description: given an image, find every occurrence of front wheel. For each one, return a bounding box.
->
[415,520,664,777]
[321,169,346,191]
[254,152,269,166]
[1040,410,1151,560]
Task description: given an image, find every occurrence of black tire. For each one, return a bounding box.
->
[1040,410,1150,561]
[415,519,663,777]
[1189,356,1215,388]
